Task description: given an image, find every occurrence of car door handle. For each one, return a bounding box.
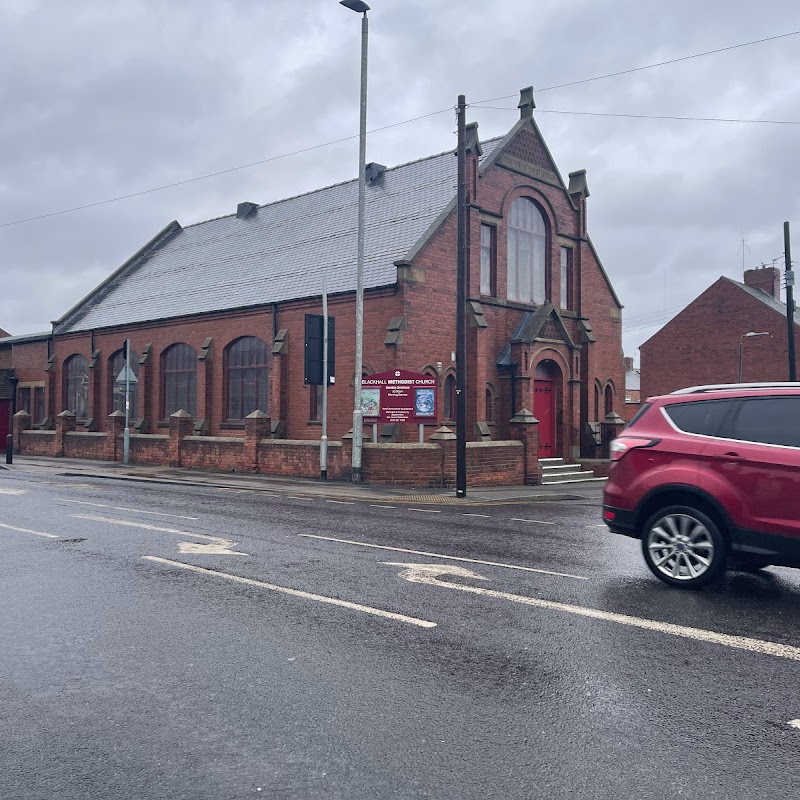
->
[720,451,743,461]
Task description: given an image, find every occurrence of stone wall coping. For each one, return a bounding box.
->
[466,440,523,449]
[65,431,106,438]
[183,436,245,445]
[22,430,54,436]
[257,439,340,448]
[129,433,170,441]
[364,442,441,450]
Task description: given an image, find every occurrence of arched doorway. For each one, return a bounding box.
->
[533,359,562,458]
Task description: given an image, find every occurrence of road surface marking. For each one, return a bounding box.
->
[0,522,59,539]
[511,518,555,525]
[386,563,800,662]
[462,513,490,518]
[0,487,27,495]
[287,496,305,500]
[298,533,587,580]
[57,499,198,520]
[591,524,609,529]
[141,556,437,629]
[789,720,800,729]
[326,500,355,505]
[71,514,247,555]
[370,505,396,509]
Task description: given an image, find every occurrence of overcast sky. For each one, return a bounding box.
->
[1,0,798,362]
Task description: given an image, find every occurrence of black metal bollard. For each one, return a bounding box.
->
[5,433,12,465]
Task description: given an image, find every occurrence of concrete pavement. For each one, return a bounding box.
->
[2,454,605,505]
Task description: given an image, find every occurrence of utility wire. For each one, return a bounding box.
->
[469,29,800,104]
[474,106,800,125]
[0,108,452,229]
[2,29,797,229]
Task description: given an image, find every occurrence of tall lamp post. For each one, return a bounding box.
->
[737,331,770,382]
[340,0,369,482]
[6,373,18,464]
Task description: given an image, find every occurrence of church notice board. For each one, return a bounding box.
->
[360,369,438,424]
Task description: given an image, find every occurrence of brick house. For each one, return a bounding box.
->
[8,87,623,473]
[640,266,799,398]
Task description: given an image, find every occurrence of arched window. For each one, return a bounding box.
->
[444,374,456,420]
[604,384,614,417]
[63,354,89,421]
[109,348,139,419]
[486,387,494,422]
[507,197,547,305]
[224,337,269,421]
[594,383,600,421]
[162,343,197,418]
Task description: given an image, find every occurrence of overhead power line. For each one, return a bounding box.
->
[2,28,797,229]
[474,106,800,125]
[470,29,800,103]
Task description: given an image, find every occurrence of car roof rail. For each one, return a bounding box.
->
[671,382,800,395]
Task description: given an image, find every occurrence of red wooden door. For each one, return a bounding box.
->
[533,379,556,457]
[0,400,9,444]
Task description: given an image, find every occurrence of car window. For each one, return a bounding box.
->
[729,396,800,447]
[624,402,651,429]
[663,399,737,436]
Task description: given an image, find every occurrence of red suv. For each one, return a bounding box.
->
[603,383,800,588]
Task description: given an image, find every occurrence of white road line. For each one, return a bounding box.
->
[0,487,27,495]
[287,496,305,500]
[789,720,800,729]
[142,556,437,629]
[370,505,396,509]
[409,508,442,514]
[298,533,587,580]
[0,522,59,539]
[326,500,355,505]
[462,513,490,518]
[511,518,555,525]
[389,563,800,662]
[57,499,198,520]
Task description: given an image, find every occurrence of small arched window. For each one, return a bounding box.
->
[162,343,197,418]
[64,354,89,421]
[507,197,547,305]
[594,383,600,421]
[224,337,269,421]
[109,348,139,419]
[485,387,494,422]
[604,384,614,417]
[444,375,456,420]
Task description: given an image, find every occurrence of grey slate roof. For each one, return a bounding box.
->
[626,367,640,391]
[57,139,502,334]
[725,277,800,326]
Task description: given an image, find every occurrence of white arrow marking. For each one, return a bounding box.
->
[72,514,247,555]
[385,562,800,662]
[142,556,436,628]
[0,487,27,495]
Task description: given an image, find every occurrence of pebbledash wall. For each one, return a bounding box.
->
[7,90,624,484]
[11,408,539,488]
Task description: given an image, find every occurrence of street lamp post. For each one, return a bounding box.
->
[340,0,369,482]
[737,331,770,382]
[5,373,18,464]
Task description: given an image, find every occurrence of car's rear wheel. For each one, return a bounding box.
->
[641,505,727,589]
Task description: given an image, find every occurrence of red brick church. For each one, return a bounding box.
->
[4,87,624,479]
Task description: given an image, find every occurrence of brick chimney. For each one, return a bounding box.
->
[624,356,634,371]
[743,266,780,299]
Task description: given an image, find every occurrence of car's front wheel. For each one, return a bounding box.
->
[641,505,727,589]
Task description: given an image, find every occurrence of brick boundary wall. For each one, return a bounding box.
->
[13,409,543,487]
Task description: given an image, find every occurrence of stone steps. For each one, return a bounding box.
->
[539,457,606,485]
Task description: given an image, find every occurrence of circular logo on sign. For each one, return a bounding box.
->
[395,371,401,376]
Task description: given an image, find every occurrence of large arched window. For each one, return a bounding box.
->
[64,354,89,421]
[225,337,269,421]
[109,348,139,419]
[604,384,614,417]
[162,343,197,418]
[507,197,547,305]
[443,374,456,420]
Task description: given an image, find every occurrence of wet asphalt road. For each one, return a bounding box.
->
[2,468,800,799]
